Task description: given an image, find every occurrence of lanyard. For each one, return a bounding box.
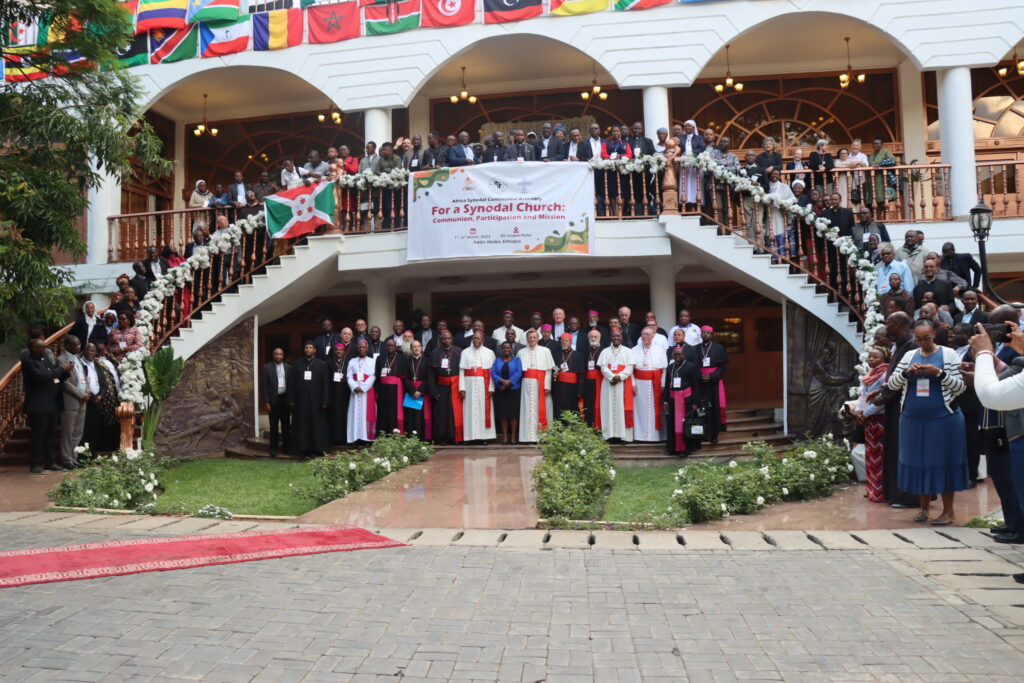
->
[701,343,712,361]
[410,356,422,380]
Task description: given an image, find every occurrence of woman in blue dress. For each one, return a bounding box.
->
[885,319,967,525]
[491,342,523,446]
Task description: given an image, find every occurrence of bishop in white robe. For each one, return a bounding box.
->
[517,330,555,443]
[597,330,635,442]
[459,336,496,441]
[346,341,377,442]
[632,329,668,442]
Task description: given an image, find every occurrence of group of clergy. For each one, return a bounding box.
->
[262,308,729,458]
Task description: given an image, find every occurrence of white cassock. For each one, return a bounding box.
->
[517,344,555,443]
[492,325,526,345]
[597,345,635,442]
[459,345,496,441]
[631,342,667,442]
[346,356,376,442]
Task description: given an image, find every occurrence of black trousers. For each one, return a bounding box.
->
[268,394,291,453]
[963,410,981,481]
[987,445,1021,532]
[27,411,57,469]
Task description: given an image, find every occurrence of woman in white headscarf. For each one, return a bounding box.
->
[70,300,102,346]
[189,180,212,208]
[677,119,706,209]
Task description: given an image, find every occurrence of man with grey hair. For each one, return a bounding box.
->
[184,221,209,259]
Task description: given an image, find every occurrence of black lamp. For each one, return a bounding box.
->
[969,199,1018,307]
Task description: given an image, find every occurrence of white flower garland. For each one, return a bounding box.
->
[118,211,266,408]
[588,153,667,174]
[675,152,880,393]
[336,167,409,190]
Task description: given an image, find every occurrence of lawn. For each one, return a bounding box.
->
[600,466,679,522]
[155,458,319,517]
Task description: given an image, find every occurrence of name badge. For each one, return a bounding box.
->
[517,156,525,162]
[588,360,595,370]
[411,158,418,168]
[672,377,682,389]
[542,150,548,158]
[702,357,711,367]
[381,367,389,377]
[916,378,930,397]
[691,425,704,435]
[304,370,312,381]
[633,147,640,156]
[119,341,127,349]
[278,379,285,390]
[610,152,618,160]
[333,372,342,383]
[560,362,568,372]
[441,358,449,370]
[53,377,60,384]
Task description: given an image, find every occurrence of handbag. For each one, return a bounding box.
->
[850,187,861,205]
[685,402,711,441]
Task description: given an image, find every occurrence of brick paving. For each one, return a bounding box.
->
[0,514,1023,682]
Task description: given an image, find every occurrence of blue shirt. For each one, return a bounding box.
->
[876,259,913,294]
[491,357,523,391]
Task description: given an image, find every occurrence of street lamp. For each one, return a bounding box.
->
[968,199,1018,306]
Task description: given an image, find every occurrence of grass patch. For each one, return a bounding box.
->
[155,458,317,517]
[601,466,679,523]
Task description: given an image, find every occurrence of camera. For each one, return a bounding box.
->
[982,323,1010,345]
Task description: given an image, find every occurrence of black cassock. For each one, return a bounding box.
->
[403,354,430,439]
[686,342,728,441]
[288,356,331,455]
[328,355,349,445]
[663,359,703,455]
[881,335,920,506]
[581,345,604,428]
[552,348,587,420]
[375,352,408,436]
[427,346,462,443]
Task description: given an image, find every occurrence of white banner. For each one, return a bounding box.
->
[406,161,594,261]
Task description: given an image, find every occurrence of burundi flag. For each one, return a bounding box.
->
[253,8,302,50]
[149,24,198,62]
[550,0,607,15]
[364,0,421,35]
[187,0,241,25]
[265,183,336,239]
[136,0,189,33]
[307,2,360,43]
[482,0,541,23]
[199,14,250,57]
[420,0,475,28]
[613,0,669,9]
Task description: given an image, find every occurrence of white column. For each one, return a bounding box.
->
[936,66,976,218]
[408,96,430,139]
[897,59,928,166]
[86,168,120,265]
[366,278,395,331]
[642,86,671,139]
[646,260,676,331]
[173,119,186,211]
[364,108,392,149]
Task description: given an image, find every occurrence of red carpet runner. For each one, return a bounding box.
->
[0,525,404,588]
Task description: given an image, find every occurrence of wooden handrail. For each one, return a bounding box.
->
[107,206,216,220]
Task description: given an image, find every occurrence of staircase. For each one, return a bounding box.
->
[0,426,30,467]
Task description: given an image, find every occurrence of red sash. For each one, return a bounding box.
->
[463,367,492,428]
[380,375,404,434]
[586,368,602,429]
[632,368,663,430]
[436,375,463,443]
[354,374,376,437]
[410,379,431,440]
[671,387,693,453]
[557,372,580,384]
[522,368,549,429]
[607,365,634,429]
[700,366,728,424]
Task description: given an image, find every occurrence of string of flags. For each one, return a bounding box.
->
[3,0,717,81]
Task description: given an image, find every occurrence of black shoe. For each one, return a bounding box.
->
[990,525,1011,535]
[44,465,66,472]
[29,466,43,475]
[993,533,1024,544]
[1013,573,1024,585]
[890,503,913,509]
[269,449,278,458]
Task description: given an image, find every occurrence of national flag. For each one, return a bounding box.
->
[149,24,198,62]
[614,0,670,9]
[265,183,336,239]
[199,14,250,57]
[307,2,359,43]
[3,20,36,46]
[420,0,474,28]
[364,0,420,35]
[550,0,607,15]
[136,0,189,33]
[253,9,302,50]
[117,32,150,66]
[3,46,48,81]
[187,0,241,25]
[483,0,541,23]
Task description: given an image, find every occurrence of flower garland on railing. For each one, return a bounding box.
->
[118,211,267,409]
[336,167,409,190]
[675,151,881,393]
[587,153,668,174]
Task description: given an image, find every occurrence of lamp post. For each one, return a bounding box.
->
[969,199,1020,308]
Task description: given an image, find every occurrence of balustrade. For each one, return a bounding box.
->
[976,160,1024,218]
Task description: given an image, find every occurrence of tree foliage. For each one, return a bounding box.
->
[1,0,171,342]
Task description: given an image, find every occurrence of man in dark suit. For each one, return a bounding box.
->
[576,123,606,213]
[823,192,856,289]
[415,314,437,351]
[564,127,587,163]
[227,171,250,210]
[874,312,919,507]
[129,261,150,300]
[534,122,564,162]
[446,132,475,166]
[940,242,982,289]
[625,121,656,216]
[481,135,504,163]
[23,338,71,474]
[403,134,423,171]
[262,347,292,457]
[313,319,341,361]
[618,306,643,348]
[954,290,989,325]
[504,129,537,161]
[143,245,169,282]
[913,258,956,309]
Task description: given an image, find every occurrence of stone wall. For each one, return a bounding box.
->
[154,318,254,458]
[785,304,858,439]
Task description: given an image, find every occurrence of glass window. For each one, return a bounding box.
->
[710,317,743,354]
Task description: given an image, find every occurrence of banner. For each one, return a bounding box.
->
[407,162,594,261]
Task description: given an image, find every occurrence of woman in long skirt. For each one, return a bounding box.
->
[855,345,890,502]
[491,342,522,445]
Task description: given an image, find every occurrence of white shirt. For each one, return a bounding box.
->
[668,324,702,347]
[850,151,869,182]
[464,145,474,162]
[975,352,1024,412]
[81,358,100,394]
[149,259,162,278]
[275,362,286,394]
[281,167,307,190]
[568,141,578,159]
[553,322,565,337]
[589,137,601,158]
[236,184,246,205]
[421,329,433,347]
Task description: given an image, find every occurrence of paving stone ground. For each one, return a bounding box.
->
[1,516,1023,682]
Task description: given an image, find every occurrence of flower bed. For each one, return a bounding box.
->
[532,412,616,520]
[304,431,434,505]
[48,447,164,511]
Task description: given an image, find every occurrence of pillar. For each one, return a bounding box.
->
[364,107,392,149]
[897,59,928,166]
[646,260,676,330]
[408,96,430,139]
[86,167,120,265]
[366,278,396,330]
[643,86,671,138]
[172,119,186,211]
[936,66,976,218]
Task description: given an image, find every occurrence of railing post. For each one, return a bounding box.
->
[661,159,679,216]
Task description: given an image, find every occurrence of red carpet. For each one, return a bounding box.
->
[0,526,404,588]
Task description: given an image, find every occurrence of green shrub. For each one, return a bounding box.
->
[532,411,615,519]
[672,435,853,523]
[305,431,433,505]
[48,447,164,510]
